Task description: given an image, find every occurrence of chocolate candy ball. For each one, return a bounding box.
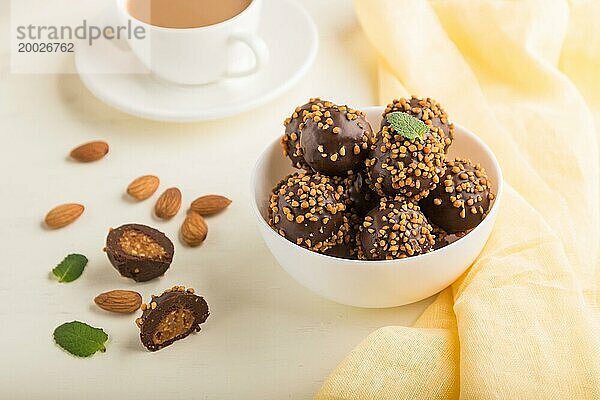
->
[419,158,494,233]
[366,97,450,200]
[268,172,350,252]
[381,96,454,149]
[323,231,359,260]
[281,98,324,170]
[358,199,435,260]
[430,224,453,250]
[105,224,174,282]
[300,102,372,176]
[335,171,380,217]
[136,286,209,352]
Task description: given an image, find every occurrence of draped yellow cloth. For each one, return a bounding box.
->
[316,0,600,398]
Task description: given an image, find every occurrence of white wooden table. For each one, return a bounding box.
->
[0,1,434,398]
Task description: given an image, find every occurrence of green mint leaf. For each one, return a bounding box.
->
[53,321,108,357]
[52,254,88,283]
[386,111,430,141]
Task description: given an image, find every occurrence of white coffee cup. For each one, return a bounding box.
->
[115,0,269,85]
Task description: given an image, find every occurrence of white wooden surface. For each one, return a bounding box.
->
[0,1,435,398]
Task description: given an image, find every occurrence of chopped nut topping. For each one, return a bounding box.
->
[119,229,167,259]
[152,305,196,345]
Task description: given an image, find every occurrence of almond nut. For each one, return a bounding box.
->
[180,212,208,247]
[94,290,142,313]
[155,187,182,219]
[190,195,232,216]
[70,140,109,162]
[127,175,160,200]
[45,203,84,229]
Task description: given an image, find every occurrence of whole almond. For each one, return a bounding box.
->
[181,212,208,247]
[190,195,232,216]
[94,290,142,313]
[70,140,109,162]
[45,203,84,229]
[127,175,160,200]
[155,187,182,219]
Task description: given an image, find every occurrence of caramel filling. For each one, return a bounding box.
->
[119,229,166,259]
[152,306,195,345]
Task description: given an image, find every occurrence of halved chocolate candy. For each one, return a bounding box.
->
[105,223,174,282]
[136,286,209,352]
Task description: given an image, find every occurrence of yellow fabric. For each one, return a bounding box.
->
[316,0,600,398]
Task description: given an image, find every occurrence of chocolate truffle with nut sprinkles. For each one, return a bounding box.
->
[136,286,209,352]
[382,96,454,149]
[366,97,449,200]
[105,223,174,282]
[342,171,380,217]
[281,98,324,170]
[300,101,372,176]
[419,157,494,233]
[268,172,350,252]
[358,198,435,260]
[323,231,359,260]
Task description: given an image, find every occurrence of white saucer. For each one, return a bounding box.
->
[75,0,318,122]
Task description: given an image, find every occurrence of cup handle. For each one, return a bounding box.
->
[226,32,269,78]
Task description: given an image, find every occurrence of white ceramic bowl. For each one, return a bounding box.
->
[251,106,503,308]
